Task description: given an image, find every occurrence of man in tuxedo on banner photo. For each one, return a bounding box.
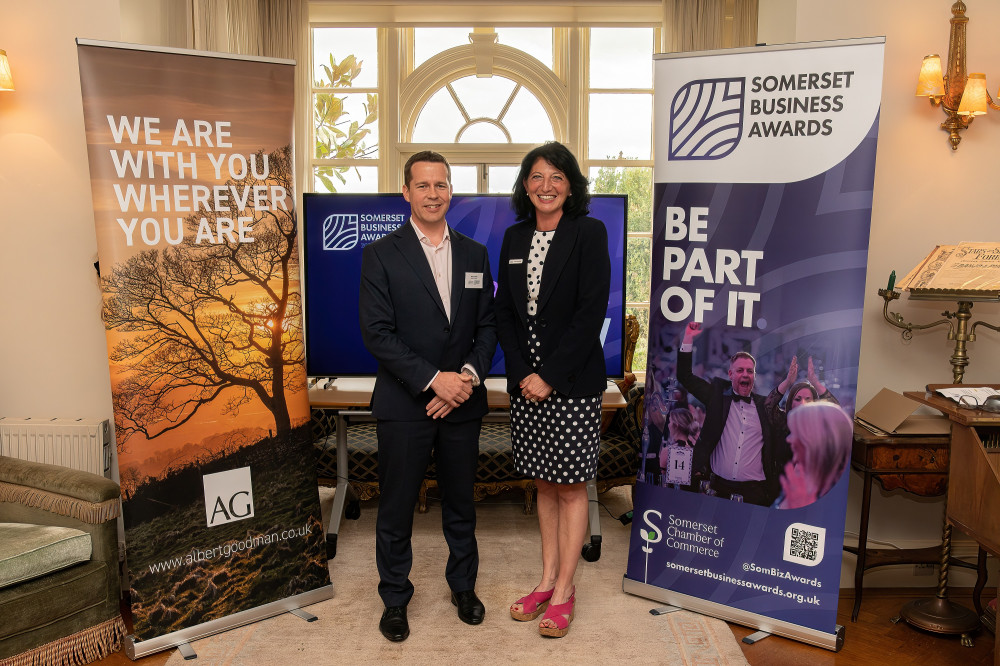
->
[676,321,780,506]
[359,151,497,642]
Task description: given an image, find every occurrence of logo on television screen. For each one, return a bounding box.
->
[323,213,360,251]
[203,466,255,526]
[669,77,745,161]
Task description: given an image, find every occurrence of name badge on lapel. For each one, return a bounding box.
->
[509,258,524,265]
[465,272,483,288]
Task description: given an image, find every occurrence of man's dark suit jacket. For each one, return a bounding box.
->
[359,222,497,421]
[494,215,609,398]
[677,350,780,499]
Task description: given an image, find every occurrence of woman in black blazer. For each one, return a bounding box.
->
[495,142,610,638]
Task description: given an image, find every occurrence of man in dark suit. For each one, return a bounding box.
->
[675,321,779,506]
[359,151,497,642]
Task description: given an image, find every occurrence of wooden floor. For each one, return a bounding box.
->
[91,588,994,665]
[733,588,996,666]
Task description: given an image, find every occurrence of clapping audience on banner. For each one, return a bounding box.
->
[495,141,610,639]
[765,355,840,469]
[359,151,497,642]
[774,401,853,509]
[675,321,782,506]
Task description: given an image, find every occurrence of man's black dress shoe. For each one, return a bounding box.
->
[451,590,485,625]
[379,605,409,642]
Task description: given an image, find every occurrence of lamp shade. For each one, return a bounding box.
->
[0,50,13,91]
[916,54,944,97]
[958,73,988,116]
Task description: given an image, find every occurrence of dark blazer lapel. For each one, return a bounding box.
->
[509,223,533,323]
[537,216,578,313]
[393,222,448,320]
[449,230,467,323]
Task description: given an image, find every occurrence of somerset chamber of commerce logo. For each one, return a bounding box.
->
[639,509,663,583]
[202,466,255,527]
[669,77,745,161]
[322,213,359,251]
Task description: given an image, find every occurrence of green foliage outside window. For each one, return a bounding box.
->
[590,165,652,233]
[627,306,650,375]
[591,164,653,375]
[314,54,379,192]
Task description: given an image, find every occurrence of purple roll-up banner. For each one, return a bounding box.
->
[623,37,884,651]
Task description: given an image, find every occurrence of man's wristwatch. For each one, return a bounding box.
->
[461,367,481,387]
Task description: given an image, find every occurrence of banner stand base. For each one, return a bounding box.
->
[622,576,844,652]
[124,584,334,660]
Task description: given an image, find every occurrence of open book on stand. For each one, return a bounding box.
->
[896,242,1000,293]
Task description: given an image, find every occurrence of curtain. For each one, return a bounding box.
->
[662,0,758,52]
[191,0,303,60]
[731,0,759,49]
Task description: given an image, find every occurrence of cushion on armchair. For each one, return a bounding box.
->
[0,522,92,589]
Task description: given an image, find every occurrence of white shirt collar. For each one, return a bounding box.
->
[411,219,450,246]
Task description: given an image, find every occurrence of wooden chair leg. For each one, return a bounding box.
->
[418,480,430,513]
[523,481,536,515]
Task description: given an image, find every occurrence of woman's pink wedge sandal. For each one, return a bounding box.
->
[538,588,575,637]
[510,588,554,621]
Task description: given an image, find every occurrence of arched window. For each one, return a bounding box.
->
[412,75,553,144]
[396,30,566,193]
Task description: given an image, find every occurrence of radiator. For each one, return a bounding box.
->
[0,417,112,477]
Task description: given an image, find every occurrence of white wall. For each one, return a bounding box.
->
[119,0,189,49]
[787,0,1000,587]
[756,0,795,47]
[0,0,120,424]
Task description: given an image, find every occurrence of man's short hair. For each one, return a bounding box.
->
[403,150,451,187]
[729,351,756,369]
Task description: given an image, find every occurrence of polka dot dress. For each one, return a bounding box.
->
[510,229,602,484]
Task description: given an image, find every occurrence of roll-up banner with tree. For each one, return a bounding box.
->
[77,40,331,654]
[624,38,884,651]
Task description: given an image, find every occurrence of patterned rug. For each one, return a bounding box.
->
[165,487,748,665]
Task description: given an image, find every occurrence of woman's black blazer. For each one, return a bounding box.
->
[494,214,611,398]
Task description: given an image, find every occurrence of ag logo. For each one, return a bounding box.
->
[669,77,745,161]
[322,213,359,250]
[203,467,255,527]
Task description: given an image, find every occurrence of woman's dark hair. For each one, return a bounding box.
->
[511,141,591,221]
[785,381,819,413]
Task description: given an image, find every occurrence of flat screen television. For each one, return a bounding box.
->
[302,193,627,378]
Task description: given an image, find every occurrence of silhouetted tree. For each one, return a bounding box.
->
[103,145,304,451]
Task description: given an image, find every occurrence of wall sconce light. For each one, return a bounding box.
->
[915,1,999,150]
[0,50,13,91]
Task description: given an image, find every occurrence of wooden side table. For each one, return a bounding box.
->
[846,423,977,621]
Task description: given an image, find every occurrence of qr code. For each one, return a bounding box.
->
[783,522,826,567]
[789,527,819,559]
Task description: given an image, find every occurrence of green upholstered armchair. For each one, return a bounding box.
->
[0,456,125,665]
